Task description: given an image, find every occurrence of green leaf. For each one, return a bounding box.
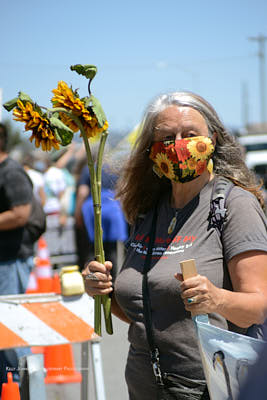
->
[52,128,62,145]
[33,103,43,116]
[70,64,97,80]
[90,95,107,128]
[81,96,91,109]
[3,91,34,112]
[49,116,74,146]
[3,97,19,112]
[18,92,34,104]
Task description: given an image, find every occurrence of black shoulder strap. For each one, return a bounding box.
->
[208,177,234,237]
[142,206,163,384]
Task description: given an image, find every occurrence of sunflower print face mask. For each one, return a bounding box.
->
[149,136,214,183]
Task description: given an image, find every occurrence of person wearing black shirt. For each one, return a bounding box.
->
[0,123,34,392]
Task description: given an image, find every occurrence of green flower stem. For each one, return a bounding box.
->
[79,126,103,336]
[96,131,108,199]
[96,130,113,335]
[48,107,113,336]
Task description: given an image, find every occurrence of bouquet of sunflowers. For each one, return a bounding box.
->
[4,64,112,336]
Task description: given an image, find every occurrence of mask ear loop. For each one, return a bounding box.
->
[207,158,213,174]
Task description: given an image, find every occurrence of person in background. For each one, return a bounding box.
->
[74,156,94,270]
[0,123,34,393]
[75,161,124,274]
[42,154,67,224]
[54,145,78,219]
[22,153,46,206]
[83,92,267,400]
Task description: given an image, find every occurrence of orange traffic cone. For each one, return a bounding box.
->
[1,372,20,400]
[26,270,38,294]
[44,344,82,384]
[37,236,50,260]
[35,237,53,293]
[52,272,61,294]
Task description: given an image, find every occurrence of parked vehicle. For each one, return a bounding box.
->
[237,134,267,183]
[237,134,267,212]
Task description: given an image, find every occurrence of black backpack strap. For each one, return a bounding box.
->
[208,177,234,237]
[142,205,164,387]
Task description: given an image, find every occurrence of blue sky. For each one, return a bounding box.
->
[1,0,267,138]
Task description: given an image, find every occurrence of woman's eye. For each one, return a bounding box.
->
[163,138,175,146]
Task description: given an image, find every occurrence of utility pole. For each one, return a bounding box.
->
[248,34,267,125]
[241,81,249,130]
[0,88,2,122]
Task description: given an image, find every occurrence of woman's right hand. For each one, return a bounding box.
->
[82,260,113,297]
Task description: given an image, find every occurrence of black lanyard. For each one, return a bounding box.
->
[142,204,164,386]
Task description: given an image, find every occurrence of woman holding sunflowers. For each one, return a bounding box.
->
[83,91,267,400]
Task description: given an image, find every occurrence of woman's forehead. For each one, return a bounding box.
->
[155,106,208,130]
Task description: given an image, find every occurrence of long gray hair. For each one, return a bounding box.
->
[116,91,264,223]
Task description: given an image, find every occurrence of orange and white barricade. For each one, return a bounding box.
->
[0,293,106,400]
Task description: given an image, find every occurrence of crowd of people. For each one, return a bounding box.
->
[1,90,267,399]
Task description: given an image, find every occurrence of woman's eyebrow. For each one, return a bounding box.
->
[154,124,200,132]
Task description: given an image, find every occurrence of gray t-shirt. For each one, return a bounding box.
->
[115,178,267,398]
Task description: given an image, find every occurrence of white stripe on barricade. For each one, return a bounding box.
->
[0,293,95,349]
[62,293,94,326]
[0,302,68,347]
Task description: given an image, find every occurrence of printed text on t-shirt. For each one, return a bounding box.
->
[131,234,197,259]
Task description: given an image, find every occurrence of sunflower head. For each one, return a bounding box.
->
[154,152,175,180]
[12,100,61,151]
[187,136,214,161]
[51,82,108,139]
[52,81,85,114]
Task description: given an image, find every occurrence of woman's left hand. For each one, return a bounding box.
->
[175,273,223,314]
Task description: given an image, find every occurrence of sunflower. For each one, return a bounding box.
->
[155,152,175,180]
[186,157,197,170]
[29,124,61,151]
[81,117,109,139]
[59,112,79,133]
[13,100,41,128]
[52,81,109,138]
[187,137,214,160]
[52,81,84,114]
[13,100,60,151]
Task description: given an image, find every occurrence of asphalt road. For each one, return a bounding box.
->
[100,316,129,399]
